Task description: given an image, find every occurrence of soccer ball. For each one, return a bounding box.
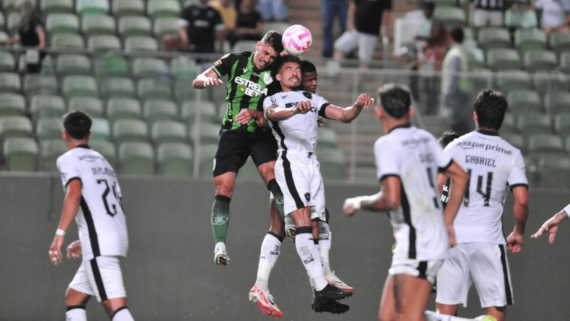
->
[282,24,312,56]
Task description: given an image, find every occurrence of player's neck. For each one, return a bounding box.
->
[382,119,410,134]
[66,140,89,150]
[476,126,498,134]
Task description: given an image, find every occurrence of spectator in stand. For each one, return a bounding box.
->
[532,0,570,37]
[333,0,392,69]
[1,0,46,73]
[76,0,109,17]
[227,0,263,47]
[163,0,225,57]
[322,0,348,58]
[258,0,289,22]
[210,0,237,37]
[470,0,505,27]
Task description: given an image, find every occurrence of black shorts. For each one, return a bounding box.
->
[213,127,278,177]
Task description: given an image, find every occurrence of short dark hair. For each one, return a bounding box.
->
[260,30,284,54]
[474,88,508,130]
[450,27,464,44]
[276,55,302,74]
[438,130,460,148]
[301,60,316,73]
[378,83,412,119]
[63,110,92,139]
[423,1,435,11]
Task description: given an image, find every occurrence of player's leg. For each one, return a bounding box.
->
[102,298,133,321]
[393,274,433,321]
[67,262,95,321]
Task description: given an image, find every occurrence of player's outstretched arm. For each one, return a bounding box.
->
[532,210,568,244]
[49,180,82,266]
[67,240,82,260]
[265,100,312,121]
[507,186,529,252]
[193,68,224,89]
[324,94,375,123]
[441,162,468,247]
[344,176,400,216]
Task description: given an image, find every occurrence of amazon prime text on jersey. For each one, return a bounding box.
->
[235,76,268,97]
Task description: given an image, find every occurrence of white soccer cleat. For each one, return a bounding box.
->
[284,215,296,240]
[474,316,497,321]
[214,242,230,266]
[249,285,283,319]
[325,271,353,292]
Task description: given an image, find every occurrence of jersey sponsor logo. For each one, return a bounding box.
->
[401,137,430,147]
[419,153,434,164]
[79,154,104,162]
[212,215,229,225]
[285,101,316,113]
[234,76,268,97]
[456,141,512,155]
[465,155,497,167]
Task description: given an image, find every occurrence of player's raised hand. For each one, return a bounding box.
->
[49,235,64,266]
[202,77,224,87]
[295,100,312,114]
[67,240,82,260]
[355,94,375,109]
[507,231,524,253]
[531,212,566,244]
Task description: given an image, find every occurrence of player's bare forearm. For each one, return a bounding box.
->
[265,101,310,121]
[364,176,401,212]
[325,94,374,123]
[58,180,82,232]
[442,162,468,226]
[512,186,529,235]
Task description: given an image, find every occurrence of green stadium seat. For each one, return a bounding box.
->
[132,58,168,78]
[501,113,516,133]
[103,77,135,98]
[432,0,457,7]
[517,113,552,141]
[537,154,570,188]
[0,32,9,43]
[90,140,116,167]
[0,72,20,93]
[76,0,109,17]
[112,0,145,18]
[316,147,345,181]
[198,143,218,178]
[23,74,58,97]
[487,48,520,71]
[56,54,91,75]
[515,28,547,54]
[506,90,541,115]
[107,97,142,122]
[87,35,121,54]
[30,95,66,118]
[532,72,568,94]
[7,12,21,35]
[137,78,172,100]
[0,93,25,117]
[36,117,62,139]
[82,14,116,37]
[183,0,198,6]
[147,0,181,19]
[545,91,570,114]
[124,36,158,53]
[41,0,74,14]
[554,112,570,137]
[68,97,104,117]
[39,139,67,172]
[51,33,85,49]
[143,99,178,125]
[91,117,110,141]
[118,16,152,37]
[214,39,232,53]
[317,127,338,148]
[46,13,80,34]
[3,137,38,172]
[118,141,154,175]
[112,119,148,143]
[504,8,538,29]
[105,55,129,77]
[153,17,178,39]
[181,100,218,124]
[469,68,493,91]
[151,120,187,145]
[0,52,15,71]
[0,116,32,140]
[189,122,220,145]
[550,31,570,55]
[174,78,200,102]
[0,12,4,31]
[478,28,511,51]
[233,40,258,52]
[528,133,564,154]
[434,7,466,29]
[495,70,532,92]
[524,50,558,72]
[501,132,526,155]
[62,75,98,98]
[157,142,192,177]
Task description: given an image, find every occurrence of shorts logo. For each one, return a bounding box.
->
[212,215,229,225]
[304,193,310,202]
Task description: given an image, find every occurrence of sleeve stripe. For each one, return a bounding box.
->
[438,159,454,173]
[212,67,222,77]
[65,177,82,188]
[509,183,528,192]
[380,174,400,182]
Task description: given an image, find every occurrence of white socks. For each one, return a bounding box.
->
[425,311,479,321]
[318,221,332,276]
[255,233,282,290]
[66,307,86,321]
[295,228,328,291]
[112,307,134,321]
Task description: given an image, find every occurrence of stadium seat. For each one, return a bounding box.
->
[76,0,109,17]
[39,139,67,172]
[550,31,570,55]
[0,12,4,31]
[214,39,232,53]
[432,0,457,7]
[41,0,74,14]
[3,137,38,172]
[7,12,21,35]
[537,154,570,188]
[528,133,565,154]
[495,70,532,92]
[82,14,116,37]
[143,99,178,125]
[23,74,58,97]
[181,100,218,124]
[118,141,154,175]
[36,117,63,139]
[153,17,178,39]
[0,32,9,43]
[501,113,517,133]
[68,97,104,118]
[124,36,158,53]
[501,132,526,155]
[118,16,152,37]
[45,13,79,34]
[515,28,547,54]
[30,95,66,118]
[262,22,289,35]
[157,142,193,176]
[524,50,558,72]
[504,8,537,29]
[316,148,345,181]
[56,54,91,75]
[112,0,145,18]
[434,7,466,28]
[517,113,552,141]
[0,52,15,71]
[90,140,116,167]
[554,112,570,137]
[147,0,181,19]
[137,78,172,100]
[0,93,25,117]
[103,77,135,98]
[478,28,511,51]
[506,90,541,115]
[545,91,570,114]
[174,78,199,102]
[469,68,493,90]
[132,58,168,77]
[233,40,258,52]
[0,116,32,140]
[0,72,20,93]
[183,0,198,6]
[51,33,85,49]
[107,97,142,123]
[151,120,187,145]
[198,143,218,178]
[317,127,338,148]
[90,117,110,141]
[487,48,520,71]
[532,72,568,94]
[112,119,148,143]
[105,55,130,77]
[87,35,121,54]
[62,75,98,98]
[189,122,220,145]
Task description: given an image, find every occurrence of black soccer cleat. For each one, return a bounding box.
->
[312,299,350,314]
[313,284,353,305]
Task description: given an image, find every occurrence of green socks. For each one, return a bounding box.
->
[267,179,285,219]
[211,195,231,243]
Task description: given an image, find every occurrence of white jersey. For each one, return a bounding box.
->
[445,130,528,244]
[57,145,129,262]
[375,125,453,261]
[263,90,329,153]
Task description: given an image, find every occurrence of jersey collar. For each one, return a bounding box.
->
[476,129,499,136]
[388,123,411,134]
[75,144,91,149]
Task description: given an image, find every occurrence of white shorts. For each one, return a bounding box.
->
[275,150,325,220]
[334,29,379,63]
[68,256,127,302]
[436,243,514,308]
[472,9,503,27]
[389,258,443,285]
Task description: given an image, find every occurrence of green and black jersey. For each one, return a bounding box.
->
[212,51,274,133]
